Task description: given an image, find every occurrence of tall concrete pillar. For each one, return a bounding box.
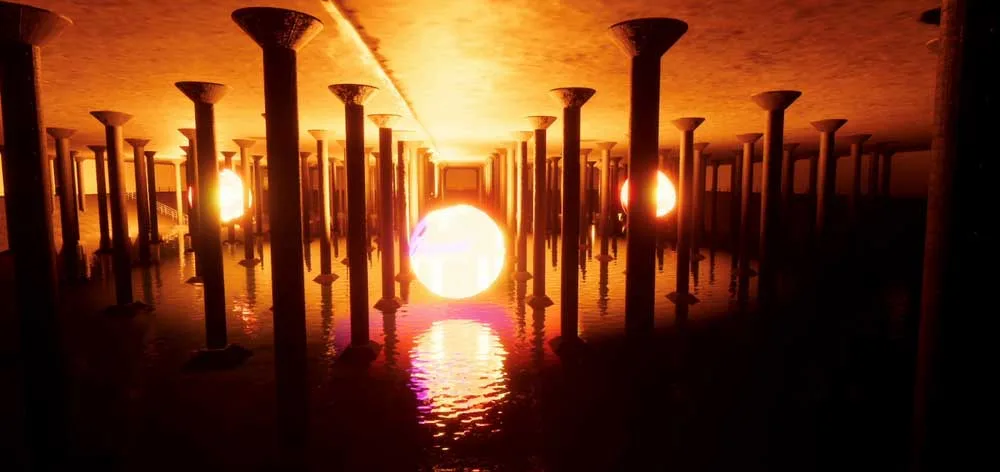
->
[299,151,312,242]
[735,133,762,303]
[753,91,801,305]
[176,81,241,363]
[73,151,86,212]
[302,132,331,281]
[595,142,616,261]
[125,138,153,264]
[369,114,402,311]
[691,142,709,261]
[234,138,258,266]
[512,130,533,281]
[843,134,871,222]
[525,115,557,308]
[728,152,741,245]
[47,128,83,279]
[811,119,848,239]
[235,10,323,456]
[780,142,800,213]
[547,156,561,235]
[0,6,72,464]
[550,87,595,346]
[397,138,414,282]
[579,148,592,247]
[329,83,381,361]
[505,142,517,232]
[709,158,721,240]
[85,145,113,253]
[252,154,264,234]
[668,117,705,305]
[144,150,161,245]
[609,17,688,335]
[610,155,622,237]
[173,161,184,223]
[879,148,896,198]
[585,158,597,236]
[179,129,200,268]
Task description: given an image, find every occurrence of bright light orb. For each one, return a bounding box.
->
[409,204,505,299]
[620,170,677,218]
[218,169,245,223]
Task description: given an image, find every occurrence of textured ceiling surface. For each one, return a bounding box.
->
[4,0,939,162]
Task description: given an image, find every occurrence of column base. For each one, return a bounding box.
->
[511,271,533,282]
[374,297,402,312]
[394,271,416,282]
[185,276,204,285]
[312,273,339,285]
[666,291,700,305]
[549,335,588,358]
[183,344,252,371]
[238,258,262,268]
[526,294,554,308]
[105,301,153,317]
[337,340,382,364]
[595,254,614,262]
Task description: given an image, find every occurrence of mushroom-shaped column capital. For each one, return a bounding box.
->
[672,117,705,131]
[90,111,133,127]
[233,138,256,149]
[328,84,378,106]
[144,150,157,160]
[495,147,508,157]
[548,155,562,163]
[608,18,688,58]
[810,119,848,133]
[46,127,76,139]
[525,116,557,130]
[180,145,191,155]
[783,142,800,153]
[231,7,323,51]
[252,154,264,162]
[368,113,401,129]
[87,144,106,154]
[335,139,347,150]
[512,131,533,142]
[306,130,328,141]
[694,142,710,152]
[178,128,197,140]
[125,138,150,149]
[593,141,617,152]
[549,87,596,109]
[0,2,73,46]
[736,133,763,144]
[70,149,80,159]
[580,148,593,160]
[842,134,873,145]
[175,81,230,104]
[299,151,312,161]
[752,90,802,111]
[221,151,237,160]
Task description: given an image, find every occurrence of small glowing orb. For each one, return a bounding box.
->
[218,169,245,223]
[620,170,677,218]
[409,204,505,299]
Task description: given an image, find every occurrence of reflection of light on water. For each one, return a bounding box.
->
[409,205,505,299]
[409,320,508,445]
[231,298,259,339]
[620,170,677,217]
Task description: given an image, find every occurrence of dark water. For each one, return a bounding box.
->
[1,201,924,470]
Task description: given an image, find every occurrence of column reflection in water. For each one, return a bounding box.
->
[408,318,509,445]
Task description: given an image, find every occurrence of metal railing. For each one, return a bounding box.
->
[125,191,187,225]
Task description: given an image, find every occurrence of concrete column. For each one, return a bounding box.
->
[299,151,313,242]
[843,134,872,222]
[609,17,688,335]
[505,143,517,232]
[866,143,882,197]
[709,158,721,240]
[735,133,762,303]
[47,128,83,279]
[595,142,616,261]
[91,111,143,311]
[173,161,184,223]
[512,131,533,281]
[329,83,381,361]
[753,91,801,305]
[548,156,562,235]
[179,129,201,269]
[0,6,73,464]
[780,143,800,212]
[125,138,153,264]
[811,119,848,239]
[691,142,709,261]
[584,158,597,235]
[176,81,238,360]
[369,114,402,311]
[87,145,113,253]
[234,139,258,266]
[610,156,622,237]
[668,118,705,305]
[578,148,592,247]
[144,150,161,245]
[397,139,414,282]
[235,11,322,453]
[73,151,86,213]
[525,115,557,308]
[252,155,264,234]
[879,148,896,198]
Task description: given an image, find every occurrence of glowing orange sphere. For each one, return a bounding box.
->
[620,170,676,218]
[409,204,505,299]
[218,169,245,223]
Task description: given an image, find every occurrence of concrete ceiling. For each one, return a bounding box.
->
[4,0,940,163]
